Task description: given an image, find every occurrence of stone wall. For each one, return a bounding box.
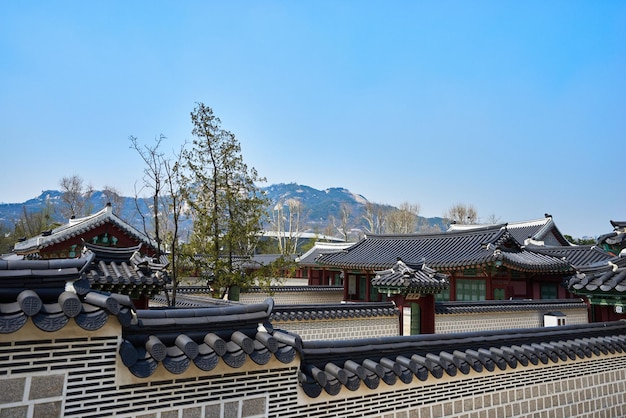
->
[273,316,399,341]
[238,289,344,305]
[2,317,626,418]
[435,307,589,334]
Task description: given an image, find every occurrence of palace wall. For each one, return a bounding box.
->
[2,315,625,418]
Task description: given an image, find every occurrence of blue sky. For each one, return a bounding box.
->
[1,1,624,238]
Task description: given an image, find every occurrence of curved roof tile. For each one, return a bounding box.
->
[13,204,157,253]
[297,321,626,397]
[567,256,626,294]
[121,299,299,378]
[371,259,449,294]
[318,225,570,273]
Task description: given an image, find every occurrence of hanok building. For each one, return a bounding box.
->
[11,203,169,308]
[296,241,353,285]
[3,251,626,417]
[566,256,626,322]
[13,203,159,259]
[597,220,626,256]
[562,220,626,322]
[447,214,572,247]
[316,224,579,334]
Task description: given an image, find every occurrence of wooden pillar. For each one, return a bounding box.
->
[449,272,457,301]
[417,294,436,334]
[365,272,371,302]
[485,269,492,300]
[342,269,349,301]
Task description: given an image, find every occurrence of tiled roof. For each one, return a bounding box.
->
[317,225,571,273]
[82,242,170,296]
[297,242,353,266]
[566,256,626,294]
[121,298,299,377]
[13,204,156,253]
[435,299,587,315]
[0,256,298,377]
[297,321,626,397]
[371,259,449,294]
[597,221,626,254]
[166,285,343,295]
[270,302,399,322]
[0,254,134,334]
[526,244,614,269]
[448,215,571,246]
[243,285,343,294]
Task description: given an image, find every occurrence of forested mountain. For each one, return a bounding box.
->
[0,183,447,239]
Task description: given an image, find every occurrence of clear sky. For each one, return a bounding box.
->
[1,1,624,238]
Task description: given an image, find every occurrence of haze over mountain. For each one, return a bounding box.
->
[0,183,447,239]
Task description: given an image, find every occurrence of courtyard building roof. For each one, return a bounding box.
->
[371,259,449,295]
[566,256,626,295]
[447,214,571,247]
[13,203,157,256]
[2,252,626,402]
[317,225,572,273]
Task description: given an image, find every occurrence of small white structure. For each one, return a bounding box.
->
[544,311,567,327]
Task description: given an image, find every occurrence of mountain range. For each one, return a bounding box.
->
[0,183,447,237]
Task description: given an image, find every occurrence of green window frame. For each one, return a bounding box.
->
[493,288,506,300]
[358,276,367,300]
[435,288,450,302]
[456,279,486,301]
[541,283,558,300]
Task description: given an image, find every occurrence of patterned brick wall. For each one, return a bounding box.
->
[435,307,589,334]
[238,290,344,305]
[273,316,399,341]
[2,318,625,418]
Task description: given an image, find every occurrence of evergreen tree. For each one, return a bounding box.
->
[181,103,268,298]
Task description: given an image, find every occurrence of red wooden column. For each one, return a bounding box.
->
[342,269,349,301]
[417,294,436,334]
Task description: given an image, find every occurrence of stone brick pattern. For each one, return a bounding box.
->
[238,290,344,305]
[273,316,399,341]
[435,307,589,334]
[0,374,65,417]
[2,323,626,418]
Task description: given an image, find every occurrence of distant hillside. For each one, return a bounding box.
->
[0,183,447,238]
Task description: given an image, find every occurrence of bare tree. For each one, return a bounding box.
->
[362,202,386,235]
[102,185,124,215]
[386,202,420,234]
[444,203,478,225]
[161,151,186,306]
[130,135,166,257]
[270,198,305,255]
[484,213,502,224]
[130,134,186,306]
[59,175,93,219]
[330,203,352,242]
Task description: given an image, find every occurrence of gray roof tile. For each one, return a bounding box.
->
[297,321,626,397]
[318,225,571,273]
[567,256,626,294]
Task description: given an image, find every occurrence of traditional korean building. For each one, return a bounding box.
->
[2,253,626,417]
[296,241,352,285]
[597,220,626,256]
[566,253,626,322]
[13,202,159,259]
[316,224,579,333]
[371,259,449,334]
[448,214,572,247]
[10,203,168,308]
